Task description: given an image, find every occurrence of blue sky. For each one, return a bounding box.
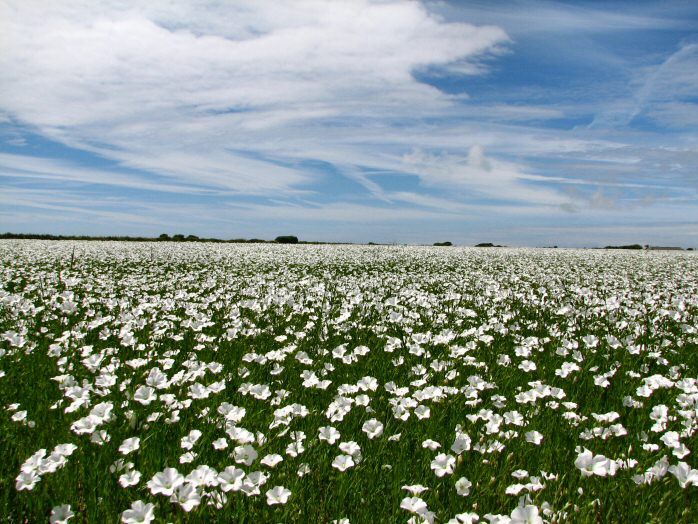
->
[1,0,697,246]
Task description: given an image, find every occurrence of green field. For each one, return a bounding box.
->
[1,241,697,523]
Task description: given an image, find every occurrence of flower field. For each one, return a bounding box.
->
[1,240,697,523]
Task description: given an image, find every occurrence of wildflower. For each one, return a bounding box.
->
[233,444,258,466]
[118,470,142,488]
[668,462,698,488]
[119,437,140,455]
[525,431,543,445]
[261,454,284,468]
[455,476,472,496]
[212,438,228,450]
[362,419,384,439]
[181,429,202,450]
[147,467,184,496]
[121,500,155,524]
[431,453,456,477]
[218,466,245,492]
[400,496,428,515]
[266,485,292,505]
[510,503,544,524]
[172,483,201,512]
[50,504,75,524]
[319,426,341,444]
[332,454,355,472]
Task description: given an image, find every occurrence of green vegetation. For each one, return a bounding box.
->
[1,241,697,523]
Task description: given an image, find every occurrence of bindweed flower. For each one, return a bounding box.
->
[319,426,341,444]
[121,500,155,524]
[266,485,292,505]
[119,470,141,488]
[455,477,472,496]
[147,467,184,496]
[50,504,74,524]
[362,419,384,439]
[332,454,355,472]
[119,437,140,455]
[172,483,201,512]
[431,453,456,477]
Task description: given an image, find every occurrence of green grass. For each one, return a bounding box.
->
[1,240,697,523]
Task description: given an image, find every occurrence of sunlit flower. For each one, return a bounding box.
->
[50,504,75,524]
[121,500,155,524]
[431,453,456,477]
[266,485,292,505]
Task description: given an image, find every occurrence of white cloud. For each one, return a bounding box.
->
[0,0,508,195]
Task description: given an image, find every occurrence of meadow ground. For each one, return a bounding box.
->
[1,240,697,523]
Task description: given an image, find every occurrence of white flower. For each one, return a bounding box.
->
[510,504,544,524]
[431,453,456,477]
[172,483,201,512]
[218,466,245,492]
[318,426,341,444]
[119,470,142,488]
[525,431,543,445]
[362,419,384,439]
[147,467,184,496]
[668,462,698,488]
[400,496,428,515]
[181,429,202,450]
[50,504,74,524]
[212,438,228,450]
[119,437,140,455]
[261,454,284,468]
[332,454,355,472]
[266,485,292,505]
[15,470,40,491]
[455,476,472,496]
[121,500,155,524]
[402,484,429,495]
[422,439,441,450]
[233,444,258,466]
[133,386,157,405]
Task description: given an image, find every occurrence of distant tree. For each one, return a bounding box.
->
[173,234,185,241]
[186,235,199,240]
[275,235,299,244]
[475,242,495,247]
[159,233,170,240]
[433,241,452,246]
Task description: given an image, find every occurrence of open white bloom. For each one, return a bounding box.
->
[118,470,142,488]
[318,426,341,444]
[431,453,456,477]
[525,431,543,445]
[332,454,355,472]
[233,444,258,466]
[422,439,441,451]
[172,483,201,512]
[668,462,698,488]
[119,437,140,455]
[362,419,384,439]
[455,476,472,496]
[400,496,428,515]
[50,504,74,524]
[261,454,284,468]
[121,500,155,524]
[218,466,245,492]
[181,429,202,450]
[266,485,292,505]
[574,448,617,477]
[147,467,184,496]
[212,438,228,450]
[510,504,544,524]
[402,484,429,495]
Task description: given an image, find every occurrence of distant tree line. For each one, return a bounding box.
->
[0,232,312,244]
